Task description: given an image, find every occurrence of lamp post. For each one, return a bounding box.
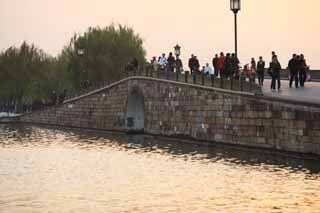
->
[230,0,241,58]
[174,44,182,80]
[174,44,181,58]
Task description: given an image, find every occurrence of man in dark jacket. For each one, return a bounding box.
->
[299,54,307,87]
[175,56,183,72]
[167,52,175,72]
[212,54,219,77]
[230,53,240,78]
[188,54,195,74]
[224,53,232,78]
[269,56,282,91]
[194,56,200,74]
[257,56,265,86]
[288,54,298,88]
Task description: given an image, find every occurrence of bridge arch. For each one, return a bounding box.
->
[125,86,144,133]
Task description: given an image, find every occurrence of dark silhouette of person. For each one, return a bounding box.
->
[299,54,307,87]
[224,53,232,78]
[257,56,265,86]
[230,53,239,78]
[288,54,299,88]
[167,52,175,72]
[212,54,219,77]
[217,52,225,78]
[269,56,282,91]
[193,56,200,74]
[175,56,183,72]
[188,54,195,74]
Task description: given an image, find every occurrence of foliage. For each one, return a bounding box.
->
[66,24,146,87]
[0,24,146,106]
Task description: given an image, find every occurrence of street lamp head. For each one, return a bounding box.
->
[230,0,241,13]
[174,44,181,56]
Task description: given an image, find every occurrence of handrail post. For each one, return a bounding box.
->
[193,73,196,84]
[230,77,233,90]
[201,73,205,85]
[240,76,244,91]
[211,74,215,87]
[185,71,188,83]
[150,67,153,77]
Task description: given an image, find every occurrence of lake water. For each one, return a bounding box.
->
[1,124,320,212]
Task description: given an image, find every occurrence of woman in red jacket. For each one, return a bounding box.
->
[217,52,225,78]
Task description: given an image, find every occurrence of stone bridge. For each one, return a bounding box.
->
[13,72,320,156]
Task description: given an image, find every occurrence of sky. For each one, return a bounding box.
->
[1,0,320,69]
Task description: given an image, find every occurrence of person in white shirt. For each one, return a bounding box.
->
[204,63,214,76]
[158,53,168,71]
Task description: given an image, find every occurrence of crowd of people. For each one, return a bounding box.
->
[146,50,310,92]
[248,51,309,91]
[148,52,241,78]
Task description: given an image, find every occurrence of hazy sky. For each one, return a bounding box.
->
[1,0,320,69]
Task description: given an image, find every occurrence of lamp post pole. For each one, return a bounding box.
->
[230,0,241,58]
[234,11,238,58]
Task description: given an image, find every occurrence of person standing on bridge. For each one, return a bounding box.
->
[158,53,168,71]
[175,56,183,73]
[269,55,282,91]
[299,54,307,87]
[212,54,219,77]
[230,53,240,79]
[257,56,265,86]
[224,53,232,78]
[167,52,175,72]
[288,54,299,88]
[217,52,225,78]
[188,54,195,74]
[203,63,214,76]
[193,56,200,74]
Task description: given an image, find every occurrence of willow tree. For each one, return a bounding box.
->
[65,24,146,87]
[0,42,51,103]
[0,41,73,105]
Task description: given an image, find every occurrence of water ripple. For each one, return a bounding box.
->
[0,124,320,212]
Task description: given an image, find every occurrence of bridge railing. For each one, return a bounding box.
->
[64,65,262,101]
[125,65,262,94]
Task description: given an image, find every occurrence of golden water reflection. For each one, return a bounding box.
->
[0,124,320,212]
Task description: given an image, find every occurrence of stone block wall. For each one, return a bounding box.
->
[19,77,320,155]
[20,81,129,131]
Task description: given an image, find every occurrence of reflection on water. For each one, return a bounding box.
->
[0,124,320,212]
